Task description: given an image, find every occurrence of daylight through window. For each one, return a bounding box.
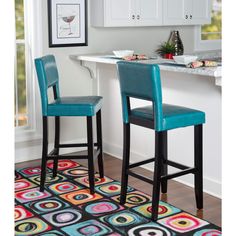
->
[15,0,28,127]
[201,0,222,40]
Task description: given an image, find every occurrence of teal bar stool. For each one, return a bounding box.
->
[35,55,104,194]
[117,61,205,221]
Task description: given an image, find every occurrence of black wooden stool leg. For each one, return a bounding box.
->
[161,131,168,194]
[194,124,203,209]
[120,123,130,205]
[53,116,60,177]
[87,116,95,194]
[152,131,163,221]
[96,110,104,178]
[40,116,48,192]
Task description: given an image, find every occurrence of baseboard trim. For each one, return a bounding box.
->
[104,141,222,199]
[15,138,87,164]
[15,139,222,198]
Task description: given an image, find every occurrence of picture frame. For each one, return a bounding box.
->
[48,0,87,47]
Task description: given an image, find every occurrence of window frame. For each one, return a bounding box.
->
[194,0,221,51]
[194,26,221,51]
[15,0,43,142]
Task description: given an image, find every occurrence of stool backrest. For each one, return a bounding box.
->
[117,61,163,131]
[35,55,60,116]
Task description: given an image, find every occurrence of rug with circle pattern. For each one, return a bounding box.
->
[15,159,221,235]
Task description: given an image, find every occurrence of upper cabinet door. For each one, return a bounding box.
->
[135,0,162,26]
[163,0,186,25]
[104,0,135,27]
[191,0,211,25]
[163,0,211,25]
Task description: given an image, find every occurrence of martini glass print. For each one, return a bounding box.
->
[62,15,76,35]
[57,4,80,38]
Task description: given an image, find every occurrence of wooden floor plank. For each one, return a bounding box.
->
[15,153,221,226]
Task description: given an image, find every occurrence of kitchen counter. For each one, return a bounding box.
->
[70,53,222,197]
[70,54,222,86]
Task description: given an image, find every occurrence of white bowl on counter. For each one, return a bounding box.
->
[113,50,134,58]
[173,55,198,65]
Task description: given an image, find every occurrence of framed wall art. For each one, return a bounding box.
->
[48,0,87,47]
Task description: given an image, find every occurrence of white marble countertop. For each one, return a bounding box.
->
[70,54,222,78]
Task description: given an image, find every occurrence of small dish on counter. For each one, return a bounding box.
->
[113,50,134,58]
[173,55,198,65]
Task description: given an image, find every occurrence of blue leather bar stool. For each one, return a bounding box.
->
[35,55,104,194]
[117,61,205,221]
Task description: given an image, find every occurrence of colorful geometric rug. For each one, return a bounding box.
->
[15,160,221,235]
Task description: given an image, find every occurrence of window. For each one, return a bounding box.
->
[15,0,42,141]
[201,0,221,40]
[195,0,222,51]
[15,0,28,127]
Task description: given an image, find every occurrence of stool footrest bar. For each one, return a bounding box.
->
[47,155,89,160]
[47,148,101,161]
[165,160,190,170]
[128,170,153,184]
[129,158,155,169]
[161,168,196,180]
[128,167,196,184]
[128,158,191,171]
[59,143,98,148]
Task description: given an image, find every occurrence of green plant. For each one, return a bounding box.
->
[156,42,175,57]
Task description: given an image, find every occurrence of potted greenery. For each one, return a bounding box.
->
[156,42,175,59]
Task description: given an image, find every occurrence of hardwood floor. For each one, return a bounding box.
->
[15,153,221,227]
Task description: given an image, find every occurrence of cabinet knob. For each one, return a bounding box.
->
[185,15,188,19]
[132,15,135,20]
[137,15,140,20]
[190,15,192,19]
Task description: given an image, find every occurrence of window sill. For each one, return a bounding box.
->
[194,39,222,52]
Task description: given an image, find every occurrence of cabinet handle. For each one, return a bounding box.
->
[185,15,188,19]
[137,15,140,20]
[190,15,192,19]
[132,15,135,20]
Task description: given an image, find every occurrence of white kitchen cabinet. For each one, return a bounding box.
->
[104,0,134,27]
[163,0,211,25]
[90,0,162,27]
[134,0,162,26]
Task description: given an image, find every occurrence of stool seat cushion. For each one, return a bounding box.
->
[47,96,103,116]
[131,104,205,131]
